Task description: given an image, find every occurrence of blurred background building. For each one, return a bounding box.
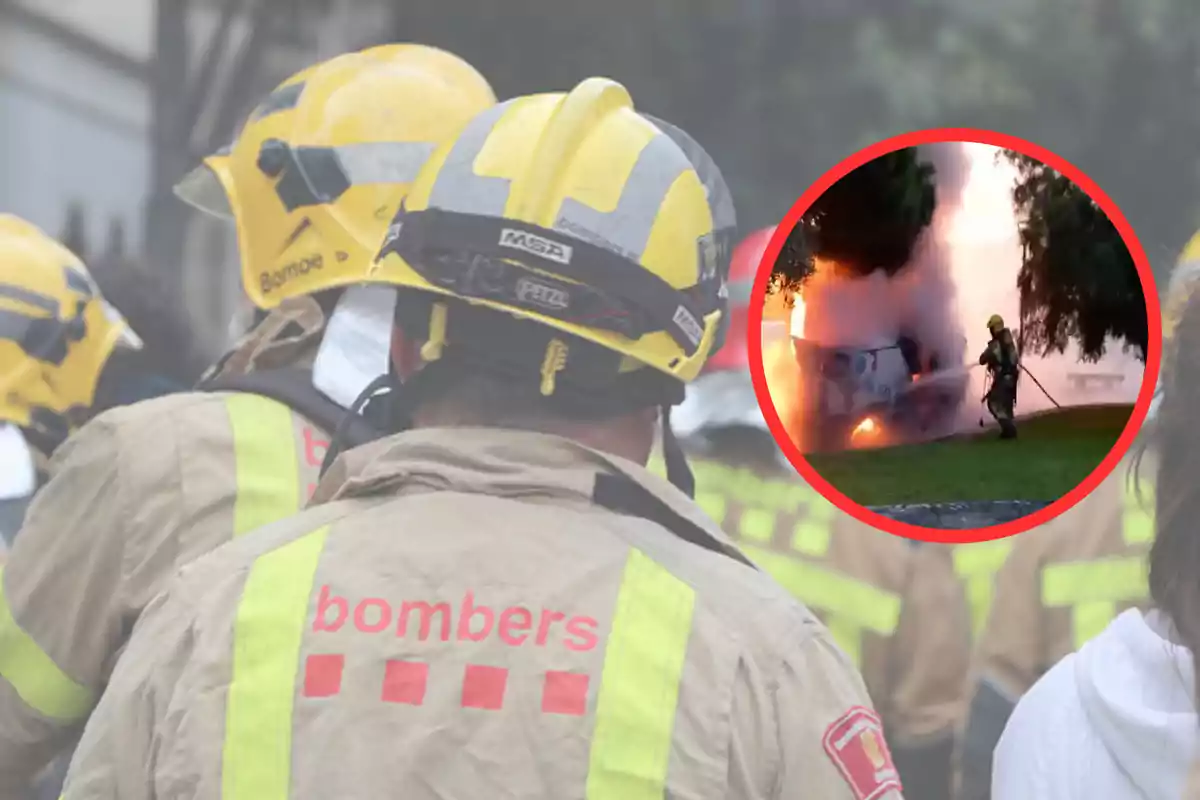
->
[1,0,1197,382]
[0,0,387,370]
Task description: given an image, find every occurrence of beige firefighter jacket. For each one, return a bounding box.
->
[682,452,970,749]
[62,428,904,800]
[0,298,333,797]
[970,447,1154,701]
[955,446,1155,800]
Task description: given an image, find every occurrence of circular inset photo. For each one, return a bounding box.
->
[748,128,1161,543]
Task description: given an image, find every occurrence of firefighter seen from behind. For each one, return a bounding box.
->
[979,314,1020,439]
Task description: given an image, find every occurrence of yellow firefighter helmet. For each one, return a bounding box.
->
[0,214,141,429]
[370,76,729,398]
[174,43,496,310]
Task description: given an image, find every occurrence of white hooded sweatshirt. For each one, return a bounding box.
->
[0,422,36,551]
[993,608,1200,799]
[0,423,35,499]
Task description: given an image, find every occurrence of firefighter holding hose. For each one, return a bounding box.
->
[979,314,1019,439]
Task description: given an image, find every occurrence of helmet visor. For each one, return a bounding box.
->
[174,158,235,220]
[101,299,144,350]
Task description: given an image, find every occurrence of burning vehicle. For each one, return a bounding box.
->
[791,332,970,452]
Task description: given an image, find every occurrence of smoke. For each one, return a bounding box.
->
[924,142,972,209]
[800,264,895,347]
[798,142,973,440]
[944,146,1146,427]
[894,142,971,379]
[801,143,970,349]
[785,141,1146,449]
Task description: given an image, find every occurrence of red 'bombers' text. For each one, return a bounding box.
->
[312,586,600,652]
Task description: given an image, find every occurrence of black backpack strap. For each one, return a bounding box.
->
[591,472,757,570]
[199,368,382,449]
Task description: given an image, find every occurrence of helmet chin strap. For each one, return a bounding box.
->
[316,350,447,478]
[659,405,695,498]
[318,373,399,476]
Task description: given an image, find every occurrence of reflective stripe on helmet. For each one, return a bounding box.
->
[425,102,513,217]
[0,284,59,315]
[0,568,94,721]
[222,525,330,799]
[586,549,694,798]
[427,126,691,267]
[257,140,437,212]
[250,81,306,122]
[0,279,89,367]
[224,394,304,537]
[557,132,691,262]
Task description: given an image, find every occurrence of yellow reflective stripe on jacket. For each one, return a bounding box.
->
[791,499,835,556]
[1041,555,1148,649]
[742,544,901,665]
[692,460,814,514]
[0,568,94,721]
[1038,478,1156,650]
[697,484,835,560]
[224,394,304,537]
[587,549,695,799]
[692,462,895,665]
[952,540,1014,638]
[222,526,329,800]
[738,507,775,542]
[695,489,726,527]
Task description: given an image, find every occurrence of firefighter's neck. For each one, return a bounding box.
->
[568,410,657,465]
[410,405,658,466]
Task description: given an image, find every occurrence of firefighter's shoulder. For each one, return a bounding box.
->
[690,452,924,592]
[612,455,846,645]
[48,389,328,560]
[82,385,331,490]
[1020,449,1149,563]
[74,389,234,439]
[826,511,931,586]
[37,391,213,480]
[49,391,245,492]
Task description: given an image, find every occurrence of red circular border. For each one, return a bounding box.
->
[746,127,1162,544]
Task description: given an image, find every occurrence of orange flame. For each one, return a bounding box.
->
[764,335,805,448]
[852,416,881,440]
[790,292,806,340]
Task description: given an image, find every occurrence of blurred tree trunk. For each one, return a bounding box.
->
[143,0,280,310]
[144,0,191,301]
[59,202,91,263]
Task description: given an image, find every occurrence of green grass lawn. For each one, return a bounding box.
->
[805,404,1134,505]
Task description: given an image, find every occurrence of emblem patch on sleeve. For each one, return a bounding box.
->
[822,706,903,800]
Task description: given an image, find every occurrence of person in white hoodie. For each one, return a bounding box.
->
[991,266,1200,799]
